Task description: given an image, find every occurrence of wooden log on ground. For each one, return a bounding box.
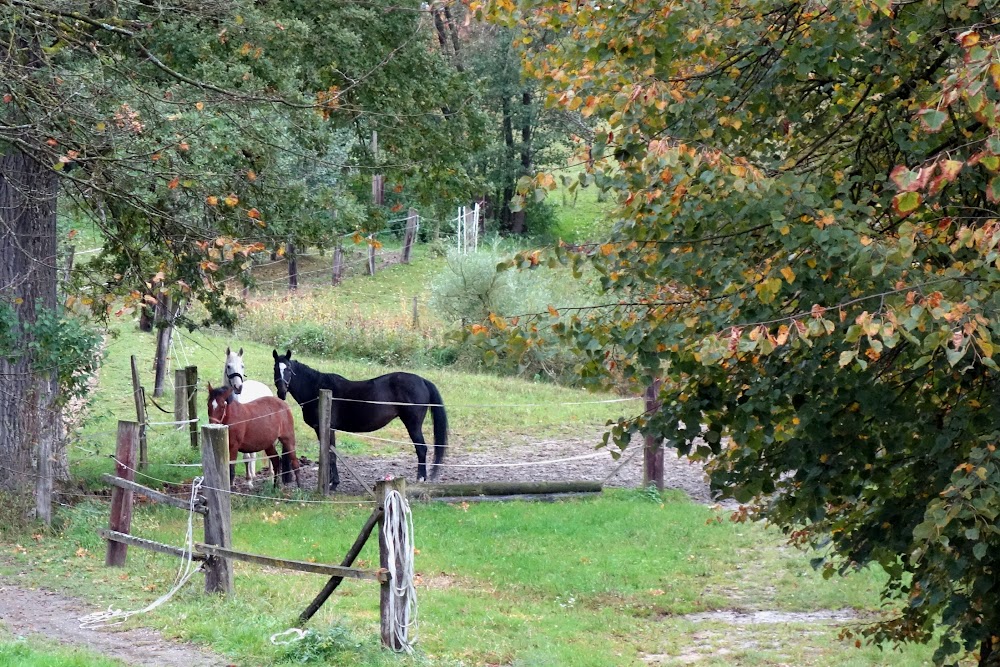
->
[99,529,206,561]
[423,491,603,504]
[195,543,388,582]
[106,421,140,567]
[101,474,207,514]
[412,481,602,499]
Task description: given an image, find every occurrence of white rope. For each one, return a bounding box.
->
[80,477,205,629]
[271,627,309,645]
[382,487,417,653]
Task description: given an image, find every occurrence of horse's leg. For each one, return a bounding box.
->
[264,445,280,488]
[245,452,256,483]
[401,410,429,482]
[279,434,302,489]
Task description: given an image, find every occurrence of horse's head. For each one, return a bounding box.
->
[224,346,246,393]
[272,349,293,400]
[207,383,235,424]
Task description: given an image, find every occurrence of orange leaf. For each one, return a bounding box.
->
[224,194,239,207]
[206,196,218,206]
[167,177,179,189]
[247,208,260,219]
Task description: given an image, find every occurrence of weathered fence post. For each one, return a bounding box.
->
[376,477,408,651]
[106,421,141,566]
[201,424,234,595]
[402,209,418,263]
[367,238,376,276]
[174,368,188,429]
[643,380,664,490]
[318,389,332,495]
[411,297,419,329]
[186,366,199,449]
[129,356,148,470]
[332,245,344,286]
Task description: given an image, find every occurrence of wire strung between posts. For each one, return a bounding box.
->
[383,487,417,653]
[79,477,205,629]
[114,459,374,506]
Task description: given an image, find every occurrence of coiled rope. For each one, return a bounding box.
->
[382,487,417,653]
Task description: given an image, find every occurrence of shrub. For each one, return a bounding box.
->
[428,245,552,324]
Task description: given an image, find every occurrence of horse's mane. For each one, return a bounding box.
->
[291,359,346,393]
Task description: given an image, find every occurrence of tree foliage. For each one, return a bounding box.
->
[473,0,1000,662]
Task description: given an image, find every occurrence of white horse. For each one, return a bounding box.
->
[223,347,275,482]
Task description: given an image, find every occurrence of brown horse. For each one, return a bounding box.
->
[206,384,301,488]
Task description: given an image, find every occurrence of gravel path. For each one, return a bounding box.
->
[0,579,228,666]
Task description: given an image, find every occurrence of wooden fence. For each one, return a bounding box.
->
[97,420,411,649]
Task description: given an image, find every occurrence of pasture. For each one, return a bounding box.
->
[13,205,933,666]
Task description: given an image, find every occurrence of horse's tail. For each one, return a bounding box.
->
[425,379,447,473]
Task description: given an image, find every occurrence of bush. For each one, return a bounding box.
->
[428,245,552,324]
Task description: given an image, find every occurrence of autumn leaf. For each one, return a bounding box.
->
[167,176,180,189]
[206,195,218,206]
[892,191,921,216]
[224,193,239,207]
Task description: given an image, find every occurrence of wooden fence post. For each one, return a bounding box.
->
[411,297,419,329]
[376,477,407,651]
[201,425,234,595]
[186,366,199,449]
[174,368,188,429]
[401,209,418,263]
[106,421,141,566]
[643,380,664,490]
[367,239,376,276]
[332,245,344,286]
[129,356,148,470]
[318,389,332,495]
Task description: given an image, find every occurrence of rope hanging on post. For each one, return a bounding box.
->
[382,488,418,653]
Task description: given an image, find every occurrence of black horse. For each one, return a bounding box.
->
[272,349,447,489]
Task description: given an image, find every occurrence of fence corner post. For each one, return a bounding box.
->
[106,420,141,567]
[376,477,408,651]
[201,424,233,595]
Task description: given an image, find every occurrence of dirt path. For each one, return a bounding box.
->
[0,580,229,667]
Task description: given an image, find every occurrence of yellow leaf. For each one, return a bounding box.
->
[780,266,796,283]
[195,101,205,111]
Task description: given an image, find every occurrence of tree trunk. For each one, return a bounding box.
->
[152,295,175,398]
[0,149,60,524]
[511,89,533,236]
[500,96,515,231]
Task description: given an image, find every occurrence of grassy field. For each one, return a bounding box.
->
[7,490,936,667]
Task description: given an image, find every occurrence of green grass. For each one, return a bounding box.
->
[9,491,937,666]
[548,165,616,243]
[0,635,125,667]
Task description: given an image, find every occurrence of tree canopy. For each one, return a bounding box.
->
[473,0,1000,663]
